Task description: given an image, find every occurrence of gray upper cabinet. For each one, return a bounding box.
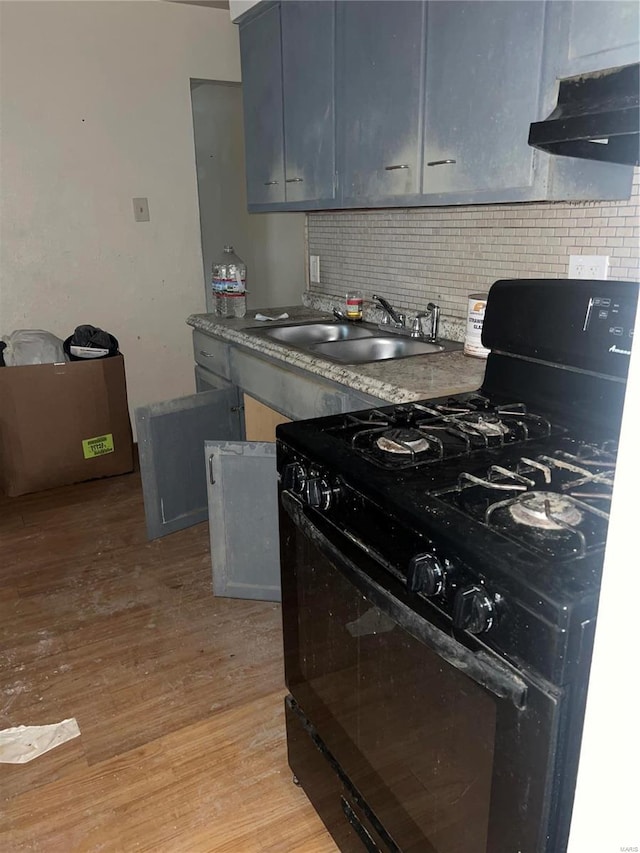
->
[237,0,637,211]
[422,1,545,201]
[281,1,336,205]
[240,0,336,211]
[338,1,426,205]
[239,3,285,205]
[554,0,640,77]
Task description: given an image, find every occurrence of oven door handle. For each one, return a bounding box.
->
[281,491,528,710]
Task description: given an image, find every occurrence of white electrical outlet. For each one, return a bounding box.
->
[132,197,150,222]
[310,254,320,284]
[568,254,609,280]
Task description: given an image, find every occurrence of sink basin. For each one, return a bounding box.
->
[260,321,376,346]
[309,336,449,364]
[249,319,463,363]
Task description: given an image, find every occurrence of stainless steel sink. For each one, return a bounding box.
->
[260,321,376,346]
[250,319,463,363]
[309,336,450,363]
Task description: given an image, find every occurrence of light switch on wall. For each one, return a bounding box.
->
[310,254,320,284]
[133,198,150,222]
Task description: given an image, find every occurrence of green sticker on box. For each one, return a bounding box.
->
[82,433,115,459]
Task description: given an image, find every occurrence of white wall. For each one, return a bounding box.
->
[568,297,640,851]
[0,0,240,426]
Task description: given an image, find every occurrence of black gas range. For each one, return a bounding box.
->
[276,279,637,853]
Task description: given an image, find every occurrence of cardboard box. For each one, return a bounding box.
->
[0,354,134,497]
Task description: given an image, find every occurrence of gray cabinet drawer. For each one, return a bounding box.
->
[192,330,231,380]
[230,348,352,420]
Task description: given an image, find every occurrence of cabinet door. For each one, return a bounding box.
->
[205,441,280,602]
[423,1,545,198]
[281,1,336,204]
[338,0,426,203]
[556,0,640,77]
[136,386,243,540]
[239,3,285,205]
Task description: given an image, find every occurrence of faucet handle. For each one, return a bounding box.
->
[333,307,348,322]
[427,303,440,342]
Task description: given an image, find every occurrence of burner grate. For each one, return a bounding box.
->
[328,398,557,469]
[434,443,616,560]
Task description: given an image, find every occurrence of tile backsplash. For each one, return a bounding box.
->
[307,169,639,338]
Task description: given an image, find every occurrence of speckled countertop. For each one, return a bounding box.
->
[187,306,487,403]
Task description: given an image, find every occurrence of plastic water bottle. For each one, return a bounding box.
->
[211,276,226,317]
[211,246,246,318]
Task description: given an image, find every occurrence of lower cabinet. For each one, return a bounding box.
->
[243,393,291,442]
[135,383,243,540]
[205,440,280,602]
[135,333,388,601]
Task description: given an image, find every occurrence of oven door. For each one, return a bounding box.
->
[280,490,563,853]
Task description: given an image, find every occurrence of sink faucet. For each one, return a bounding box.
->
[332,307,348,322]
[372,295,405,328]
[411,303,440,342]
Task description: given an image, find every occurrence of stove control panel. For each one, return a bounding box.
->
[583,290,635,367]
[453,586,495,634]
[407,553,445,597]
[282,461,307,495]
[282,449,498,637]
[305,476,336,511]
[407,551,497,635]
[281,460,341,511]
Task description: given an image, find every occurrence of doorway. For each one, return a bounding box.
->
[190,80,305,313]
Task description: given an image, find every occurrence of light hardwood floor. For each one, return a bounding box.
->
[0,468,337,851]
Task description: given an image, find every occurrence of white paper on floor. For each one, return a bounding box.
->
[0,718,81,764]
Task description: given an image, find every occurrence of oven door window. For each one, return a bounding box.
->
[280,497,560,853]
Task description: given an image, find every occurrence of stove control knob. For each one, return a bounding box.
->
[453,586,495,635]
[305,477,334,510]
[282,462,307,495]
[407,553,444,596]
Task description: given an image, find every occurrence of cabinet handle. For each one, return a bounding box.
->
[263,180,279,186]
[285,178,304,183]
[209,454,215,486]
[427,159,457,166]
[384,164,409,171]
[199,350,216,358]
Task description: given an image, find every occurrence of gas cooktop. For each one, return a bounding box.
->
[324,395,562,470]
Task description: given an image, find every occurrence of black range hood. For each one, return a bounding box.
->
[529,62,640,166]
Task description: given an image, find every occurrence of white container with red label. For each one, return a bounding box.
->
[464,293,490,358]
